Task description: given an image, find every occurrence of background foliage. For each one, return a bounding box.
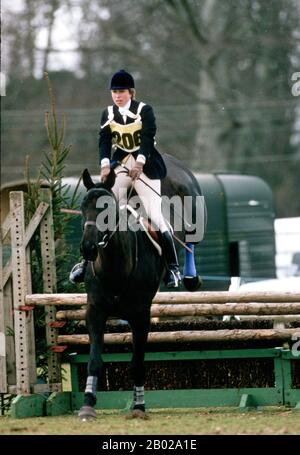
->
[1,0,300,216]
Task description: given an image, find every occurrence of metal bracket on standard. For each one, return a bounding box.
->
[50,345,68,353]
[239,394,255,412]
[48,321,66,328]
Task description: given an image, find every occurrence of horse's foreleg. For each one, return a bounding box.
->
[79,304,107,421]
[128,312,150,417]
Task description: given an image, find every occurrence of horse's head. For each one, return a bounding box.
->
[80,168,117,261]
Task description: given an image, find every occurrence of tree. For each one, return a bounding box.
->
[2,0,300,216]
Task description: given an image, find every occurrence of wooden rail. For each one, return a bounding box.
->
[26,291,300,306]
[56,302,300,320]
[58,328,298,344]
[22,291,300,346]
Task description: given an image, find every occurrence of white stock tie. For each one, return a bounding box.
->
[119,107,128,124]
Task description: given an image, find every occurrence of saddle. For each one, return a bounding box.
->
[121,204,163,256]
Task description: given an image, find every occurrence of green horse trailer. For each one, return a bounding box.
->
[191,173,276,290]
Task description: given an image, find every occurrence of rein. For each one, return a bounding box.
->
[117,163,193,254]
[117,161,192,229]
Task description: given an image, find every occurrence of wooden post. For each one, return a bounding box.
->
[9,192,31,394]
[0,212,16,393]
[1,210,16,391]
[0,235,7,392]
[3,279,16,391]
[39,189,61,391]
[25,242,37,386]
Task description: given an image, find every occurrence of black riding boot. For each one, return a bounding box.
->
[162,231,182,288]
[69,260,87,284]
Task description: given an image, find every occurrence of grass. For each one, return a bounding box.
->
[0,407,299,435]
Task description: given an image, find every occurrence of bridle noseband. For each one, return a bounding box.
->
[83,220,110,248]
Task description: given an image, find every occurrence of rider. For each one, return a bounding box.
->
[70,69,181,288]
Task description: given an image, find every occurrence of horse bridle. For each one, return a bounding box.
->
[82,186,119,249]
[83,221,113,248]
[83,182,138,277]
[82,220,110,278]
[83,220,114,248]
[84,180,137,247]
[83,211,138,277]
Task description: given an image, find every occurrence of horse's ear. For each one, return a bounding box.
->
[102,169,116,190]
[82,169,95,190]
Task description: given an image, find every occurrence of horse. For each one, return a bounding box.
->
[161,154,207,291]
[78,168,164,420]
[112,152,206,291]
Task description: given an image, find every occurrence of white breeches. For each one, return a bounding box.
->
[112,155,169,233]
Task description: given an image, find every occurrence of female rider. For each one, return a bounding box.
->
[70,69,181,288]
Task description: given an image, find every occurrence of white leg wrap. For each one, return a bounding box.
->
[85,376,98,396]
[133,385,145,406]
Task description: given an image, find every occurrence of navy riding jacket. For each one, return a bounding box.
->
[98,99,166,180]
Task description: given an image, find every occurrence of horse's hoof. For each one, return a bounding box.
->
[183,275,202,291]
[78,406,97,421]
[125,409,150,420]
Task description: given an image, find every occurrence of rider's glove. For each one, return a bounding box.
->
[129,161,144,180]
[100,165,111,183]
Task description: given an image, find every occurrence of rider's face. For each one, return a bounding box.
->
[111,89,131,107]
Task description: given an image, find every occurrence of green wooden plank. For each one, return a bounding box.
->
[10,394,46,418]
[284,389,300,407]
[67,348,281,364]
[281,349,300,360]
[274,357,284,391]
[46,392,73,416]
[70,388,282,411]
[72,391,133,411]
[239,394,255,411]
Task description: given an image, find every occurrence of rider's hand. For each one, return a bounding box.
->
[129,161,144,180]
[100,165,111,183]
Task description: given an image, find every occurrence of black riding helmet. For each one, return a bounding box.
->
[110,69,135,90]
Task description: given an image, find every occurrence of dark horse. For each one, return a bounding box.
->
[78,168,164,420]
[162,154,206,291]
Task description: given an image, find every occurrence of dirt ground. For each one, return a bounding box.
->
[0,407,299,435]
